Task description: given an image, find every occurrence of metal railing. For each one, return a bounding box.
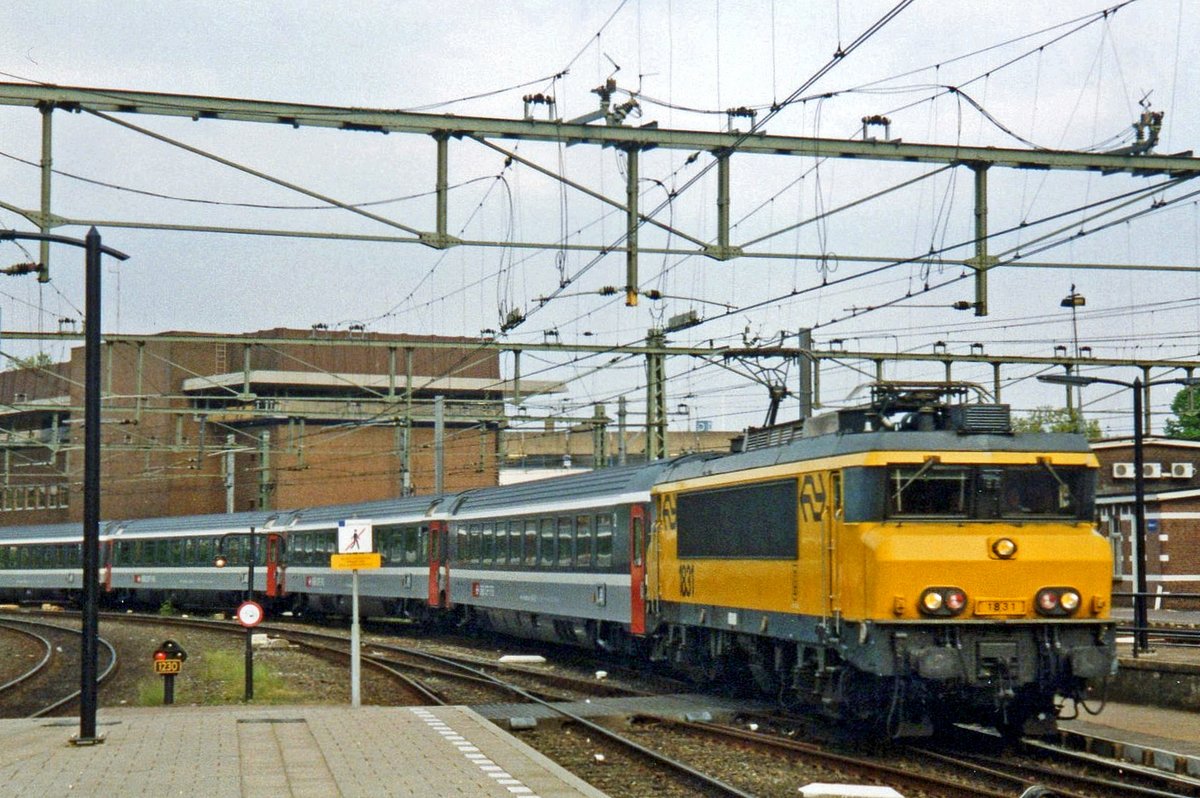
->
[1111,591,1200,657]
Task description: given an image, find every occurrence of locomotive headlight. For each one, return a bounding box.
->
[1036,587,1081,616]
[991,537,1017,559]
[919,587,968,616]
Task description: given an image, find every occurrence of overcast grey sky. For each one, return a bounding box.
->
[0,1,1197,434]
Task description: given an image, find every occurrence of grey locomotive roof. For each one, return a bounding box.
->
[659,430,1093,483]
[449,460,688,515]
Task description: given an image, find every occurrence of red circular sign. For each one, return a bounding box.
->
[236,600,264,628]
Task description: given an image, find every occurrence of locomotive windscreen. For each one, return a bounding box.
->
[676,479,798,559]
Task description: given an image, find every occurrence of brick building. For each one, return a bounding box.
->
[0,328,556,524]
[1092,438,1200,604]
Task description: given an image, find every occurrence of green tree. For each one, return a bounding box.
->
[1013,406,1102,439]
[1164,386,1200,440]
[10,351,54,370]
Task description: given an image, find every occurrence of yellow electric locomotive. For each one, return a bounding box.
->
[647,384,1114,737]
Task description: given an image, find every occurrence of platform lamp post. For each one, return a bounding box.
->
[1038,372,1200,654]
[214,527,258,701]
[1,228,128,746]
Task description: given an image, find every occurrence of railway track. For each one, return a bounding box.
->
[0,617,117,718]
[7,608,1196,797]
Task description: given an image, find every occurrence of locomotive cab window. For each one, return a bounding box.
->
[889,464,969,517]
[878,462,1094,521]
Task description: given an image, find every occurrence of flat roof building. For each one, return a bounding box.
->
[0,328,558,524]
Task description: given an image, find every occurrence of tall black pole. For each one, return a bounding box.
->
[1131,378,1150,654]
[79,227,102,743]
[245,526,255,701]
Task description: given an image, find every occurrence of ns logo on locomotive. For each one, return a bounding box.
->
[0,383,1115,738]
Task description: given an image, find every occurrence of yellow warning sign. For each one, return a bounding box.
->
[330,552,382,570]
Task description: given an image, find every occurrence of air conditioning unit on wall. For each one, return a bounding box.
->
[1144,463,1163,479]
[1171,462,1195,479]
[1112,463,1135,479]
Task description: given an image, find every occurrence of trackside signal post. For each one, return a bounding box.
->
[214,526,263,701]
[332,519,380,707]
[152,640,187,705]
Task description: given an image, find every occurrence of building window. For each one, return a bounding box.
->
[1105,508,1125,578]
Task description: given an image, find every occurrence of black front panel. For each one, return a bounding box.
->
[677,478,798,559]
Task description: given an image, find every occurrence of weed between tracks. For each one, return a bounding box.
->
[134,648,305,706]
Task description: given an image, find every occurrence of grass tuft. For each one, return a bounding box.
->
[134,647,307,706]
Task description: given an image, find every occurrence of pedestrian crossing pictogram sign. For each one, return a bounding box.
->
[338,520,373,554]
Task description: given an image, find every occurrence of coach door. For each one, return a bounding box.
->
[629,505,647,635]
[427,520,450,608]
[101,540,114,592]
[264,534,284,597]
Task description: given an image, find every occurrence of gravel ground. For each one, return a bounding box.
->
[0,625,45,687]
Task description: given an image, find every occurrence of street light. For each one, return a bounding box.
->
[1,228,128,746]
[1038,372,1200,653]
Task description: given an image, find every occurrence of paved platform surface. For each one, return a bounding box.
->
[0,704,609,797]
[1059,701,1200,778]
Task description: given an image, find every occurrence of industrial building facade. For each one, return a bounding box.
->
[0,328,545,525]
[1093,438,1200,607]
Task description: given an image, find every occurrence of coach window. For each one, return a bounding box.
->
[575,515,593,568]
[539,518,555,566]
[596,513,614,568]
[417,526,429,563]
[197,538,213,567]
[505,522,520,567]
[403,528,418,564]
[400,525,415,564]
[454,525,468,563]
[524,520,538,566]
[500,522,513,565]
[557,517,574,567]
[492,520,506,564]
[468,524,482,563]
[477,523,492,566]
[394,527,409,564]
[633,511,643,566]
